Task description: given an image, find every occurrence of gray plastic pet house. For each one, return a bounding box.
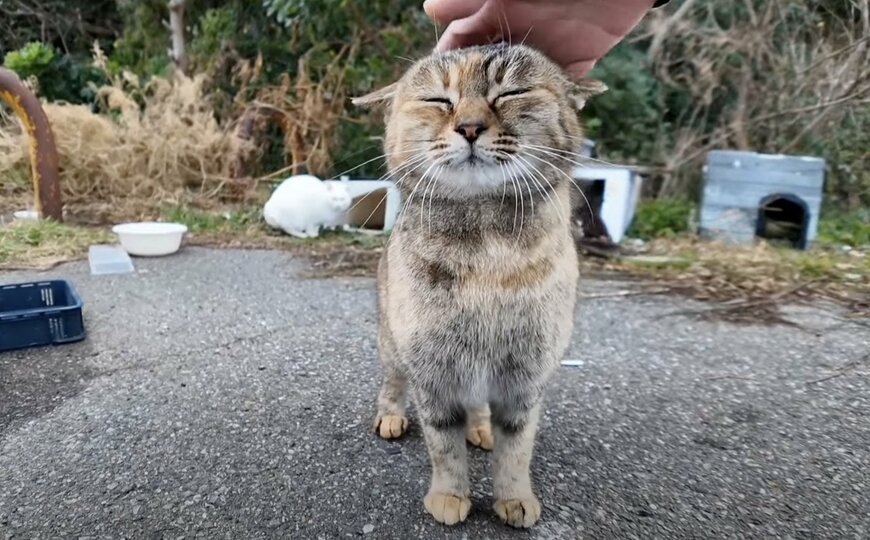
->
[700,150,825,249]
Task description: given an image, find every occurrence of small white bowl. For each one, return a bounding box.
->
[13,210,40,221]
[112,222,188,257]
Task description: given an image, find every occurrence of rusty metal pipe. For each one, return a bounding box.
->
[0,67,63,221]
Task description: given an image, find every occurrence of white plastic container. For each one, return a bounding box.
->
[13,210,39,221]
[329,176,401,232]
[112,222,188,257]
[571,166,642,244]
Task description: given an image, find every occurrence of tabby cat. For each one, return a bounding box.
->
[354,43,605,528]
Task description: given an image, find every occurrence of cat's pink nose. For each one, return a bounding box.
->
[455,121,487,143]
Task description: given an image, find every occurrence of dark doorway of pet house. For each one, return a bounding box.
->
[755,193,810,249]
[573,179,608,240]
[347,189,389,230]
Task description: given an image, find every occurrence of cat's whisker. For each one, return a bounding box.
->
[358,155,429,230]
[513,159,540,220]
[520,143,626,168]
[388,154,429,182]
[519,144,610,214]
[330,148,420,180]
[523,151,594,219]
[519,144,601,210]
[503,161,519,237]
[352,154,427,230]
[520,26,534,47]
[398,159,432,220]
[422,170,439,235]
[514,156,546,205]
[499,161,509,206]
[341,154,427,220]
[514,154,566,223]
[416,161,440,230]
[427,165,444,237]
[523,153,577,213]
[506,160,526,238]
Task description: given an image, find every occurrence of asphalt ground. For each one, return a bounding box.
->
[1,247,868,539]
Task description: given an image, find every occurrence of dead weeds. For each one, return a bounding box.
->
[0,47,258,221]
[585,237,869,323]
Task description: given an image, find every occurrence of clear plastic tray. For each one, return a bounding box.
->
[88,245,135,275]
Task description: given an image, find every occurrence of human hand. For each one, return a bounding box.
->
[423,0,657,77]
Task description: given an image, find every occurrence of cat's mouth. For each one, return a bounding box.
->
[450,145,495,168]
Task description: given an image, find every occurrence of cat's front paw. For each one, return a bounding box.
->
[494,497,541,528]
[465,422,493,450]
[424,492,471,525]
[373,414,407,439]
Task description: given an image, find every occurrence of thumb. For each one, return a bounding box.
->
[435,10,500,52]
[564,60,597,78]
[423,0,487,25]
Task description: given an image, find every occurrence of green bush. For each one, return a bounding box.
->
[585,43,667,164]
[627,199,694,240]
[817,209,870,247]
[807,107,870,212]
[3,42,106,104]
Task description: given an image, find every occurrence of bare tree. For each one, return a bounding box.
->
[640,0,870,199]
[167,0,188,73]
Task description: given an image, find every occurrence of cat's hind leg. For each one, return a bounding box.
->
[465,404,494,450]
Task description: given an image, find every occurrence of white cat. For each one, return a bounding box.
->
[263,175,352,238]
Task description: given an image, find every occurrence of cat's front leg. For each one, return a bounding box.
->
[490,400,543,528]
[414,391,472,525]
[304,224,320,238]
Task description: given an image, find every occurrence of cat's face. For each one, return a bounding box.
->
[324,183,352,212]
[354,44,604,199]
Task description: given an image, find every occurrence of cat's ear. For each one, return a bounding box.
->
[351,83,397,108]
[569,78,608,110]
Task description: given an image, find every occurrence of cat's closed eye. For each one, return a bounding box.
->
[421,97,453,108]
[493,88,531,104]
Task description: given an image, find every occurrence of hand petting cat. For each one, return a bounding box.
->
[423,0,664,76]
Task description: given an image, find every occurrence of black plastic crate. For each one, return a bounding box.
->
[0,280,86,352]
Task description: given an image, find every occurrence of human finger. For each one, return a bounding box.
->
[563,59,597,78]
[435,13,500,51]
[423,0,487,25]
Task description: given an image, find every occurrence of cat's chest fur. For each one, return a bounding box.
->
[393,189,573,284]
[380,190,578,369]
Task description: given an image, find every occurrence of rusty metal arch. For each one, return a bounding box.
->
[0,67,63,221]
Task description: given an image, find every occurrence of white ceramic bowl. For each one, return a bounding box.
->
[112,222,188,257]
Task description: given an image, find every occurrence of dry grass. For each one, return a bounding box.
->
[0,51,258,222]
[586,238,870,322]
[231,47,354,181]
